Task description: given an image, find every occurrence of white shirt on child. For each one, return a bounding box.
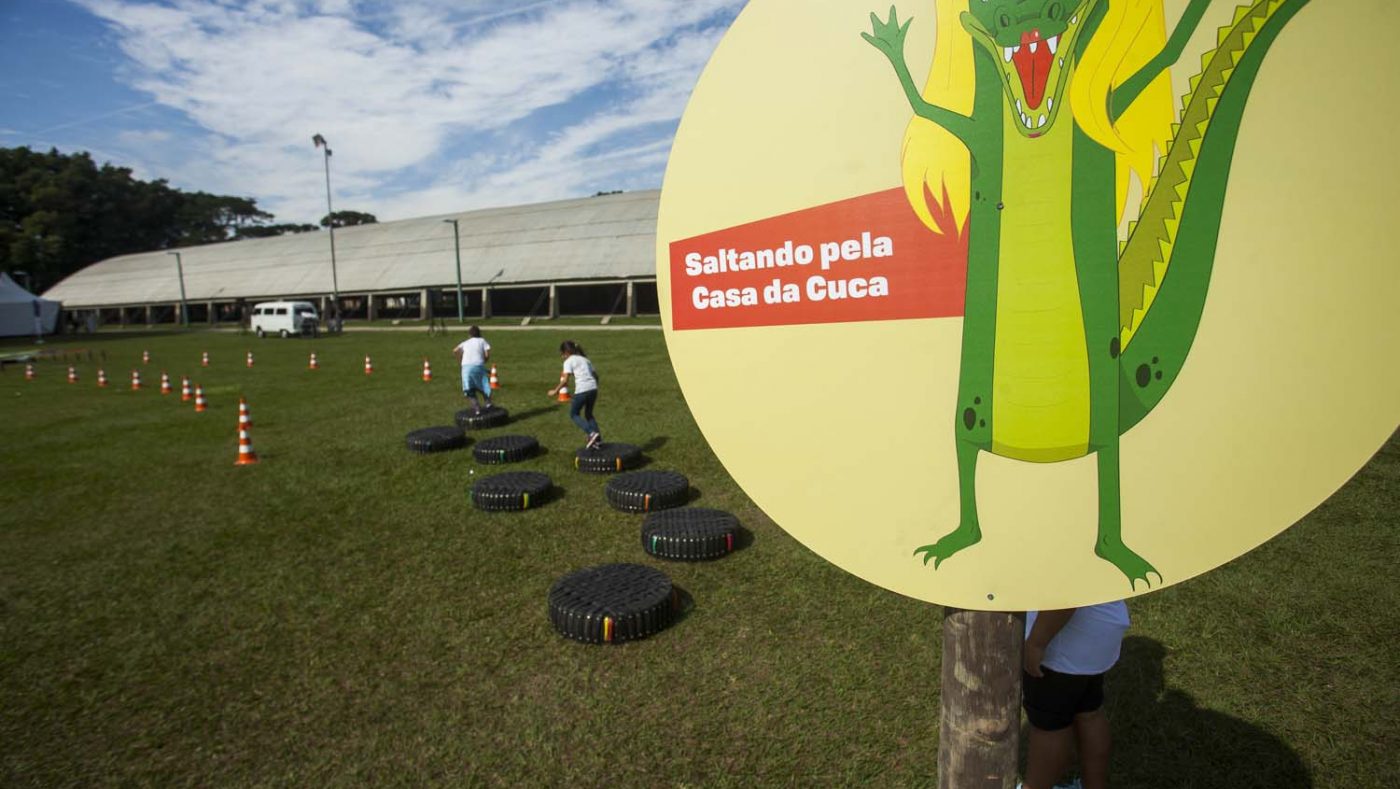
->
[1026,601,1130,675]
[455,337,490,367]
[563,354,597,393]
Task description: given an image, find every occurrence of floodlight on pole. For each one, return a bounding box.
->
[442,218,465,323]
[312,133,340,308]
[166,251,189,326]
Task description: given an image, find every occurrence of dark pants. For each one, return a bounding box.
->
[569,388,599,435]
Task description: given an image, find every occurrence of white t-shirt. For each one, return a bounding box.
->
[1026,601,1130,675]
[563,354,597,393]
[455,337,490,367]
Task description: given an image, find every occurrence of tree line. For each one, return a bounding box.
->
[0,146,376,292]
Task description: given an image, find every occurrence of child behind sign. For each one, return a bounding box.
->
[1020,602,1129,789]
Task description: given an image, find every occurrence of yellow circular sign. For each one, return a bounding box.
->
[658,0,1399,609]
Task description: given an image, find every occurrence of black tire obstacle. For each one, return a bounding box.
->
[604,470,689,513]
[406,426,467,453]
[473,434,538,464]
[548,563,677,645]
[641,508,740,561]
[574,442,642,474]
[471,471,552,511]
[455,405,509,430]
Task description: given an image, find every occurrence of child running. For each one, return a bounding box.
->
[452,326,493,413]
[547,339,601,449]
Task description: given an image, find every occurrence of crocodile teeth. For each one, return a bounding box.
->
[1038,114,1047,127]
[1016,99,1023,114]
[1047,35,1058,55]
[1047,97,1054,111]
[1070,14,1078,24]
[1004,47,1015,62]
[1028,41,1038,54]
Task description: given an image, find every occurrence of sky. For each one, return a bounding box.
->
[0,0,745,225]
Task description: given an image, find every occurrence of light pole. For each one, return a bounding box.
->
[312,134,340,325]
[166,251,189,326]
[442,219,465,323]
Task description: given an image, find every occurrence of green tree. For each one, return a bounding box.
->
[235,223,319,240]
[0,146,286,291]
[320,210,377,228]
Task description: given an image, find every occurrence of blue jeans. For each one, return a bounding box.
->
[569,388,599,435]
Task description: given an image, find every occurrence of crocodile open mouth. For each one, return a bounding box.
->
[963,0,1096,138]
[1008,30,1058,112]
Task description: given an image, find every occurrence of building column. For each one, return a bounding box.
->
[366,294,377,322]
[482,287,491,319]
[548,284,559,319]
[207,301,216,324]
[420,289,431,321]
[144,305,154,325]
[626,281,636,317]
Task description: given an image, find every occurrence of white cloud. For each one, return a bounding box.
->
[70,0,743,223]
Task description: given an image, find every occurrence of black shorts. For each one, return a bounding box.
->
[1022,667,1105,731]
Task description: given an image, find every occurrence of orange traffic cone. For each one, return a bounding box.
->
[194,384,207,412]
[489,365,500,389]
[422,358,432,382]
[98,368,109,388]
[246,351,255,368]
[238,397,253,429]
[180,376,192,401]
[131,370,142,391]
[160,371,172,395]
[234,421,258,466]
[142,350,150,364]
[557,386,571,403]
[364,355,374,375]
[67,366,78,384]
[201,351,209,367]
[24,363,34,380]
[309,352,319,370]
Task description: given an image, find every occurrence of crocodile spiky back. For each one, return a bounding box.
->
[1118,0,1288,348]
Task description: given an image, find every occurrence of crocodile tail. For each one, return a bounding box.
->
[1117,0,1309,434]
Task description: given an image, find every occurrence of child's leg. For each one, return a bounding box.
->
[568,395,591,434]
[1073,709,1110,789]
[581,391,599,434]
[1023,725,1076,789]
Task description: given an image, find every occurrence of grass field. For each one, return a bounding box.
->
[1,328,1395,786]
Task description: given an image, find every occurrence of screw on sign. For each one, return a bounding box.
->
[661,1,1397,785]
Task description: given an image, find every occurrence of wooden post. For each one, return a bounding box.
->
[939,608,1024,788]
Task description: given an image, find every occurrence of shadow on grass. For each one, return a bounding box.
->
[640,436,669,453]
[1029,637,1313,788]
[686,485,703,504]
[732,524,755,551]
[505,405,557,424]
[671,583,696,627]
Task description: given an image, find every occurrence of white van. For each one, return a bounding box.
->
[251,301,319,338]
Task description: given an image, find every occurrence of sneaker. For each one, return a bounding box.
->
[586,432,601,450]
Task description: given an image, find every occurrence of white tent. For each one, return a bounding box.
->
[0,273,60,337]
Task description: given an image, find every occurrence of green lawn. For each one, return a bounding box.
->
[1,329,1395,786]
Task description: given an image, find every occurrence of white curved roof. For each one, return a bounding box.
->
[43,190,659,307]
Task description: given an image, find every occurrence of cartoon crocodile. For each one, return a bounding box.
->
[863,0,1308,587]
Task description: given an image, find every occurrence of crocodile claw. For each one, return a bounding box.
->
[1096,539,1162,591]
[913,527,980,569]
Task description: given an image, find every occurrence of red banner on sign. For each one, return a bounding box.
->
[669,187,966,330]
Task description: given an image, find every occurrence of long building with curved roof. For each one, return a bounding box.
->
[42,189,661,325]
